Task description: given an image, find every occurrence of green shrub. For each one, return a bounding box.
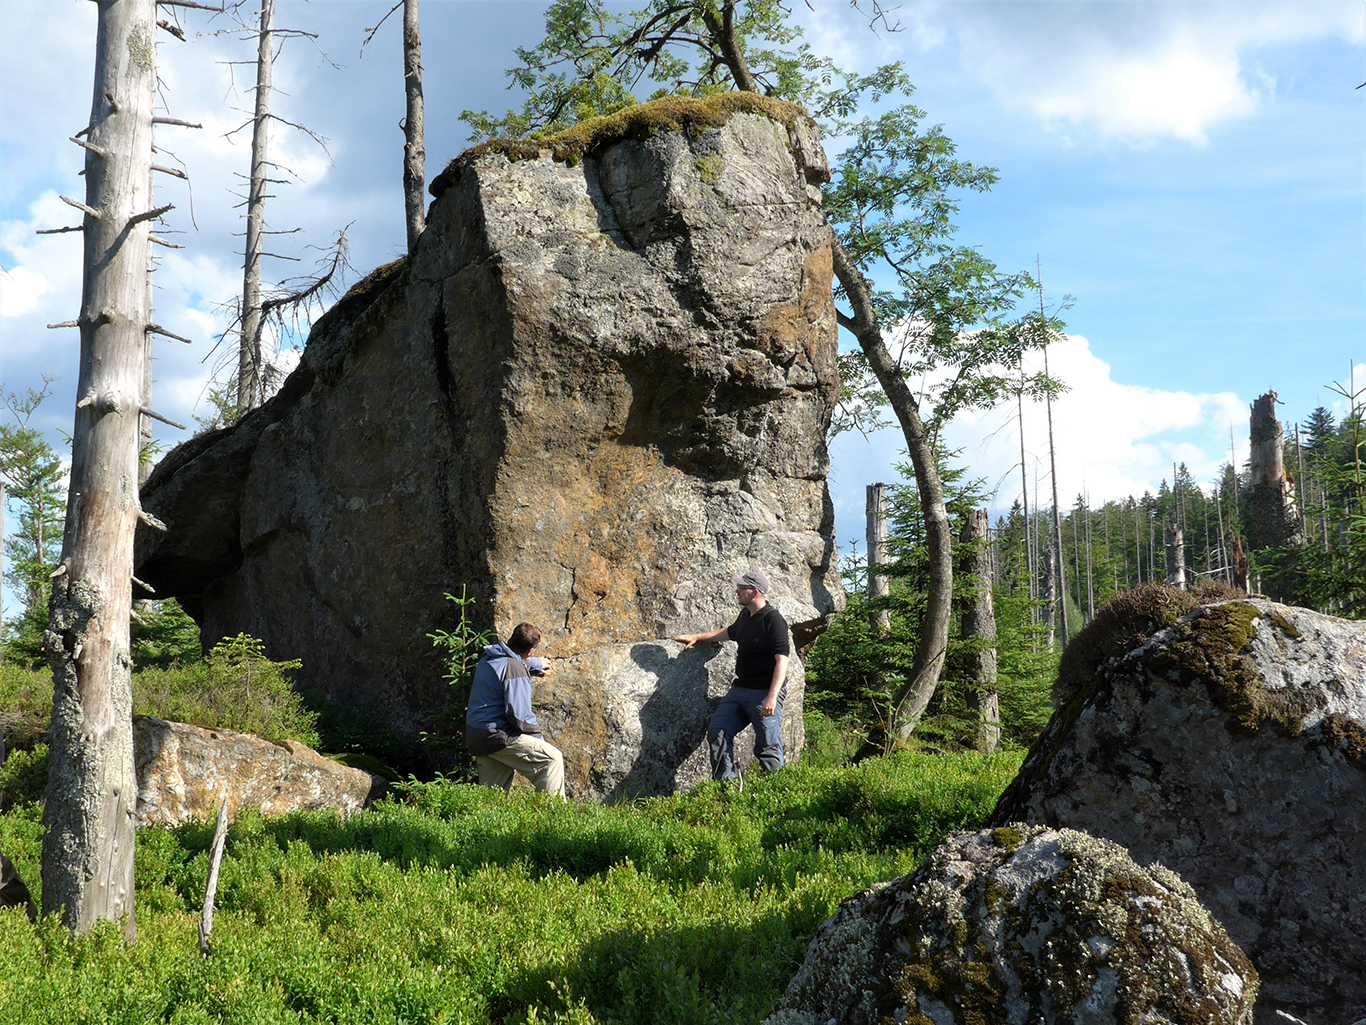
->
[133,634,319,747]
[0,747,1023,1024]
[0,662,52,752]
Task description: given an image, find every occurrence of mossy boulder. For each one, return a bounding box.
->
[766,825,1257,1025]
[994,599,1366,1025]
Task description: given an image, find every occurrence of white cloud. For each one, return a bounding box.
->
[0,264,53,318]
[972,2,1363,142]
[829,333,1251,549]
[803,0,1364,144]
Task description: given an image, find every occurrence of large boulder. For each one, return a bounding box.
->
[133,716,385,827]
[993,599,1366,1025]
[136,94,842,788]
[766,825,1258,1025]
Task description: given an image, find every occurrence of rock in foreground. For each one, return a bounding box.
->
[134,716,385,827]
[767,825,1257,1025]
[994,599,1366,1025]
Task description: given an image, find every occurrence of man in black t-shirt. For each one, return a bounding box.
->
[673,570,791,783]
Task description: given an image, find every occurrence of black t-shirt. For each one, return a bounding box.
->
[727,603,791,690]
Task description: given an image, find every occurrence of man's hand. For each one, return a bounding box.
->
[532,662,553,677]
[758,694,777,717]
[673,633,697,650]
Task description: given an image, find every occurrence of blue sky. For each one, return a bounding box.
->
[1,1,1363,617]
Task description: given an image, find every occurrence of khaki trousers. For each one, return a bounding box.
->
[476,734,566,797]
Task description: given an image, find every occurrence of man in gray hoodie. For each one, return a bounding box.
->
[464,622,565,797]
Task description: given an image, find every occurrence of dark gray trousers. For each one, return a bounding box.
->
[708,685,784,779]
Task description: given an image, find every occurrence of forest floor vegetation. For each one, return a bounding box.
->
[0,743,1022,1024]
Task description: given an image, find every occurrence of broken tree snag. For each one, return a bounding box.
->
[1246,391,1306,600]
[1164,521,1186,590]
[41,0,155,941]
[865,483,890,638]
[958,508,1000,752]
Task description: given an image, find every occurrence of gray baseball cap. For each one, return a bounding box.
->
[734,571,771,594]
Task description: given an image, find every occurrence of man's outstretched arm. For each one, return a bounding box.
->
[673,627,730,650]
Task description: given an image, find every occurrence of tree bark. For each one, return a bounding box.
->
[865,483,890,637]
[833,241,952,742]
[1164,521,1186,590]
[238,0,274,412]
[959,508,1000,752]
[402,0,425,253]
[42,0,157,939]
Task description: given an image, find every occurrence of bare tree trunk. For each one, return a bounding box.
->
[959,508,999,752]
[42,0,159,939]
[238,0,274,413]
[1041,541,1056,647]
[1043,343,1068,646]
[1165,521,1186,589]
[402,0,425,253]
[865,483,890,637]
[1017,383,1035,613]
[834,242,952,744]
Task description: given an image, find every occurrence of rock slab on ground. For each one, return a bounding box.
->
[136,95,841,787]
[133,716,385,827]
[994,599,1366,1025]
[766,824,1257,1025]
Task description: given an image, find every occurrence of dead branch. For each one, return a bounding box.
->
[153,117,203,129]
[156,18,186,40]
[198,798,230,955]
[360,0,402,53]
[139,406,186,430]
[149,235,185,248]
[152,164,188,180]
[128,203,175,227]
[47,320,80,329]
[60,195,101,219]
[157,0,224,10]
[131,575,156,594]
[147,323,194,344]
[137,508,169,532]
[37,226,84,235]
[69,136,108,158]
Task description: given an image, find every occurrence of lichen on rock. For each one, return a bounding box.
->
[766,825,1258,1025]
[993,598,1366,1025]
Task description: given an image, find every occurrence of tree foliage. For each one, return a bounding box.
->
[0,383,66,667]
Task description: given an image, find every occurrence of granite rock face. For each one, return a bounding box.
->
[133,716,385,827]
[993,599,1366,1025]
[136,96,842,786]
[536,634,804,801]
[767,825,1257,1025]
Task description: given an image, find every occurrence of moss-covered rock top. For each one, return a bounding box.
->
[430,92,812,198]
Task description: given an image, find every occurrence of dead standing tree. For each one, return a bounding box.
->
[222,0,344,415]
[360,0,426,253]
[38,0,187,937]
[958,508,1000,752]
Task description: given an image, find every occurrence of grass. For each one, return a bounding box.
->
[0,745,1023,1025]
